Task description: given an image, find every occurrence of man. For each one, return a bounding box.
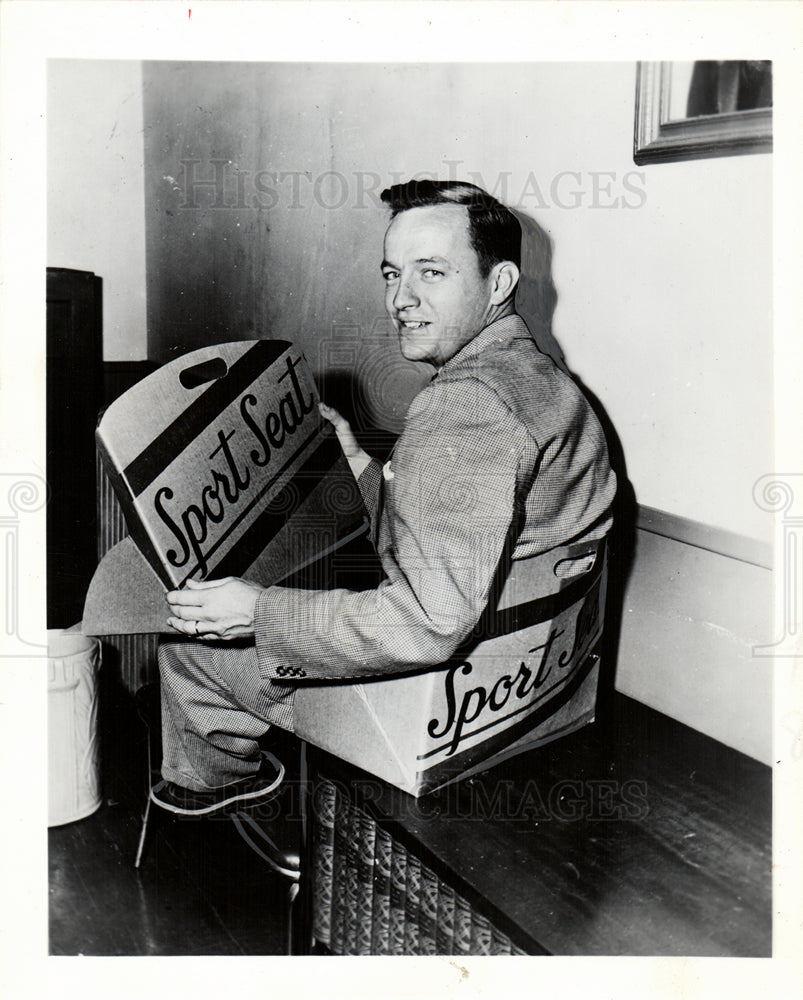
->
[152,179,616,815]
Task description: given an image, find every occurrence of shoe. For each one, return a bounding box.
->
[150,751,285,817]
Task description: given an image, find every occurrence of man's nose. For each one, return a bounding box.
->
[392,277,419,311]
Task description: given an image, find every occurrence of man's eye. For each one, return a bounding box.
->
[382,271,399,283]
[423,269,444,279]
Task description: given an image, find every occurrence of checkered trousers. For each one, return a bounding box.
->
[158,637,295,790]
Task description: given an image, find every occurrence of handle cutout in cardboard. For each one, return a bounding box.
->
[179,357,228,389]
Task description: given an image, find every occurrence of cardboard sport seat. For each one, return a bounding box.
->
[81,341,608,797]
[294,539,607,795]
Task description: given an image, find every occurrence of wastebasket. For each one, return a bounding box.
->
[47,629,102,826]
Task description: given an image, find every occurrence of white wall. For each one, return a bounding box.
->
[366,62,772,545]
[48,60,147,361]
[144,61,770,542]
[536,66,772,546]
[617,530,771,763]
[48,59,772,529]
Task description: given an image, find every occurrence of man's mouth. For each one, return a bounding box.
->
[399,320,429,330]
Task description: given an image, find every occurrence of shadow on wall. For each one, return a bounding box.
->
[576,373,637,729]
[516,209,637,723]
[514,210,564,374]
[318,367,400,466]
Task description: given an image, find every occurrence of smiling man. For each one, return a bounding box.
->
[381,195,519,367]
[153,179,617,816]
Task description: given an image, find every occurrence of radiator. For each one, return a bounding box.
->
[96,448,160,693]
[310,776,528,956]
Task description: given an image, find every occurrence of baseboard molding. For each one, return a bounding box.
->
[617,505,772,764]
[636,505,771,570]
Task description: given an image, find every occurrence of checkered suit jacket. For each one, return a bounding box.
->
[253,314,616,681]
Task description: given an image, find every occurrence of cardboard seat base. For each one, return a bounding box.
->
[295,546,607,797]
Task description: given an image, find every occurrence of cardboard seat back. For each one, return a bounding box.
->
[295,541,607,796]
[83,341,367,635]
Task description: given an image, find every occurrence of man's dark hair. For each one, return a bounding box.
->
[380,179,521,278]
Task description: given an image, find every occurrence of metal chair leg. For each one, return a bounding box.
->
[231,811,301,955]
[134,684,161,869]
[230,811,301,880]
[134,793,153,869]
[286,881,300,955]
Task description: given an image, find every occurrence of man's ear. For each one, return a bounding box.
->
[488,261,520,305]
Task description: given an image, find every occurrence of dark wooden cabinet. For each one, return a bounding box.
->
[46,267,103,628]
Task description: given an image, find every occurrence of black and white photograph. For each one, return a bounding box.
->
[1,4,801,999]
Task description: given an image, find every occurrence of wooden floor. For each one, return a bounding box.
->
[311,692,772,956]
[49,672,771,957]
[48,675,292,956]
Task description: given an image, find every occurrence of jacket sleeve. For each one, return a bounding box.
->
[253,378,532,680]
[355,457,383,546]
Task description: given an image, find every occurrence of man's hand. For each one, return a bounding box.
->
[166,576,263,641]
[318,402,372,479]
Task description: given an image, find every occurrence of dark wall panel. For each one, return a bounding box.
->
[46,267,103,628]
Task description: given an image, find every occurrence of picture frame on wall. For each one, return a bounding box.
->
[633,60,773,165]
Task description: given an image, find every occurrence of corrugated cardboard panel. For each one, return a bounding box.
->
[84,341,366,634]
[296,551,606,795]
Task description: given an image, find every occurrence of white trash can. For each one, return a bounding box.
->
[47,630,102,826]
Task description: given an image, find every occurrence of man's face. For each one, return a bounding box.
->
[381,204,494,368]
